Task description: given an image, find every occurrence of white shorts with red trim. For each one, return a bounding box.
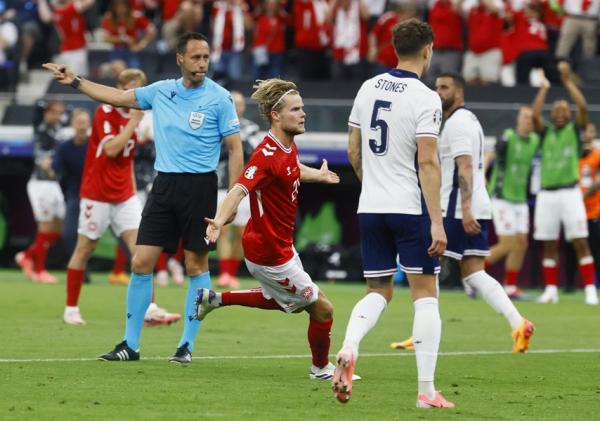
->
[27,179,66,222]
[245,254,320,313]
[77,196,142,240]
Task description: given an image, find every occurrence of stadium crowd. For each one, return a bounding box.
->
[1,0,600,90]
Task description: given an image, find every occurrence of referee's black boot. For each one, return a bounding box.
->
[169,342,192,364]
[97,340,139,361]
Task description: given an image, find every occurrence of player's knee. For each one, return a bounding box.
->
[515,235,528,250]
[131,253,153,274]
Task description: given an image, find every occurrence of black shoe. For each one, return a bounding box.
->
[169,342,192,364]
[97,340,139,361]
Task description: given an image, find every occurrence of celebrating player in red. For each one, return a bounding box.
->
[195,78,358,381]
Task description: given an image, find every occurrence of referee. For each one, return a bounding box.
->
[44,32,244,363]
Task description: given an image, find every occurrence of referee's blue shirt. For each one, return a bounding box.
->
[134,77,240,174]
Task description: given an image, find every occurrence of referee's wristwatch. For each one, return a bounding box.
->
[70,75,83,89]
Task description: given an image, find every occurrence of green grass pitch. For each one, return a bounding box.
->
[1,268,599,420]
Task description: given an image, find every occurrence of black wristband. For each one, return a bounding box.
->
[70,75,82,89]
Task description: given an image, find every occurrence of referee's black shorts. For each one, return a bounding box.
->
[137,172,217,253]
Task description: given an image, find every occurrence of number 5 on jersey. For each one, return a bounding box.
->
[369,100,392,155]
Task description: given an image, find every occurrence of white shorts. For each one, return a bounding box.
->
[463,48,502,83]
[245,254,320,313]
[218,189,250,227]
[534,187,588,241]
[77,196,142,240]
[492,198,530,236]
[54,48,89,77]
[27,179,65,222]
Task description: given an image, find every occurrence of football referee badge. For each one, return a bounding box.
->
[188,111,205,130]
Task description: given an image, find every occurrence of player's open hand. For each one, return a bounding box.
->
[204,217,223,244]
[462,211,481,236]
[319,159,340,184]
[428,221,447,257]
[42,63,76,85]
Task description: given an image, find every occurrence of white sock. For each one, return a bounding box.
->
[464,270,522,330]
[342,292,388,356]
[65,306,79,313]
[413,297,440,400]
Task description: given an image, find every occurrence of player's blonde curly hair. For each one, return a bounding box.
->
[251,79,298,123]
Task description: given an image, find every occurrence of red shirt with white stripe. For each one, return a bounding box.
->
[514,11,548,52]
[236,132,300,266]
[292,0,330,50]
[54,3,87,52]
[80,104,137,203]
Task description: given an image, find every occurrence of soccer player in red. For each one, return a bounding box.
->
[63,69,179,326]
[196,78,357,381]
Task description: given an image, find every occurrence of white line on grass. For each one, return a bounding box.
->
[0,348,599,363]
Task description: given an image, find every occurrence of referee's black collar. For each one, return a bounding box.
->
[388,68,420,79]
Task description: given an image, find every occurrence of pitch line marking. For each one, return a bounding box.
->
[0,348,599,363]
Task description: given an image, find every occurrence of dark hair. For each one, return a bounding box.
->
[176,32,210,54]
[391,19,434,58]
[438,72,465,90]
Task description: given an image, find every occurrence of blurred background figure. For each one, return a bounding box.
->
[216,91,260,289]
[328,0,369,81]
[15,99,69,284]
[554,0,599,60]
[161,0,204,52]
[0,3,18,90]
[210,0,253,82]
[292,0,330,80]
[101,0,157,68]
[252,0,287,80]
[38,0,94,77]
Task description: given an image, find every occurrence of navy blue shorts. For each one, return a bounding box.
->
[358,213,441,277]
[443,218,490,260]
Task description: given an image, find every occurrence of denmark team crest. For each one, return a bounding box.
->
[189,111,205,129]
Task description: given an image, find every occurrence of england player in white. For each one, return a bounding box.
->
[332,20,454,409]
[436,73,535,352]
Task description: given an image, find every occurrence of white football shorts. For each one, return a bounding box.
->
[78,195,142,240]
[534,187,588,241]
[491,198,530,236]
[27,179,66,222]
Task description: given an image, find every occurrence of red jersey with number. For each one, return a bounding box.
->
[80,104,137,203]
[54,3,87,52]
[236,132,300,266]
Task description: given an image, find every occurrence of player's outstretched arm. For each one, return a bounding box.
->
[455,154,482,236]
[42,63,140,109]
[224,132,244,190]
[532,70,550,133]
[204,186,246,243]
[347,126,362,181]
[299,160,340,184]
[558,61,589,128]
[416,137,447,257]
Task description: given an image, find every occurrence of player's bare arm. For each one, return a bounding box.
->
[224,132,244,190]
[532,70,549,133]
[204,185,246,243]
[299,160,340,184]
[558,61,589,128]
[455,154,481,236]
[416,137,447,257]
[42,63,141,109]
[347,126,362,181]
[103,109,144,157]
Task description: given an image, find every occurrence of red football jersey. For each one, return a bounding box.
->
[80,104,137,203]
[236,133,300,266]
[372,12,399,68]
[54,3,87,52]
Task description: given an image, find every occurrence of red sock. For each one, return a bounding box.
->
[231,259,242,276]
[543,259,558,286]
[579,257,596,286]
[156,253,168,272]
[34,232,60,272]
[175,242,184,262]
[504,270,519,287]
[66,268,85,306]
[221,288,283,310]
[112,245,128,274]
[218,259,229,275]
[308,317,332,368]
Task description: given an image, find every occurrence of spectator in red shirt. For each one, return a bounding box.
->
[292,0,331,79]
[210,0,253,81]
[161,0,204,51]
[38,0,94,77]
[368,0,418,75]
[328,0,369,80]
[462,0,504,85]
[252,0,287,79]
[101,0,157,68]
[426,0,464,86]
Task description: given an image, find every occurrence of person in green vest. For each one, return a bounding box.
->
[532,61,598,305]
[486,106,539,300]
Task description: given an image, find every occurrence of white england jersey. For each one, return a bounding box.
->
[349,69,442,214]
[439,107,492,220]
